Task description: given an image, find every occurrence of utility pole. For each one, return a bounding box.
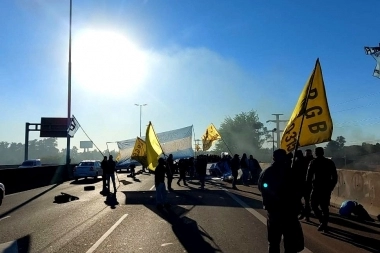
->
[195,139,201,155]
[266,114,288,149]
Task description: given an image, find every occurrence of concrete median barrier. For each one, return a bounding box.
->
[331,169,380,218]
[0,165,75,195]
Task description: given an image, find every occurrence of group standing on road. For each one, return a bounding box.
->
[258,147,338,252]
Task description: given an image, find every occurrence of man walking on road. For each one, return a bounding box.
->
[106,155,117,194]
[155,157,171,209]
[166,154,175,192]
[259,149,304,253]
[307,147,338,232]
[101,156,108,193]
[298,149,314,221]
[231,154,240,190]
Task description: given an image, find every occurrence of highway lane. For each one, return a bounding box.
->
[0,170,379,253]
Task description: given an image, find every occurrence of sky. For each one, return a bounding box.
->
[1,0,380,155]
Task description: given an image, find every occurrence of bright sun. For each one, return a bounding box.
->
[72,29,147,94]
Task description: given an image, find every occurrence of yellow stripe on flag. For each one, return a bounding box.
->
[145,122,163,171]
[281,59,333,153]
[202,124,221,151]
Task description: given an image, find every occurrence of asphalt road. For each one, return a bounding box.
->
[0,169,379,253]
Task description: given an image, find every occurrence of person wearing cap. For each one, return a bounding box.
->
[155,157,171,209]
[258,149,304,253]
[106,155,117,194]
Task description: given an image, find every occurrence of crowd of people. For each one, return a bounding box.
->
[98,148,340,253]
[258,147,338,253]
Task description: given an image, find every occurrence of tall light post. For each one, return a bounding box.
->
[272,128,277,152]
[66,0,73,168]
[135,104,147,137]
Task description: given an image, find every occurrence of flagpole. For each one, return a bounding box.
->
[211,123,233,155]
[292,58,320,164]
[192,125,196,157]
[73,115,104,156]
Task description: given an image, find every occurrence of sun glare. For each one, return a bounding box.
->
[72,30,147,94]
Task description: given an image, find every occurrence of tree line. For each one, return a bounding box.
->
[0,138,117,165]
[2,110,380,171]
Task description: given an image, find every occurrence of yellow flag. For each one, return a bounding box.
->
[145,121,163,171]
[202,124,222,151]
[131,137,148,168]
[281,59,333,153]
[115,151,121,162]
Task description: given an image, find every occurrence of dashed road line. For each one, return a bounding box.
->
[85,214,128,253]
[0,216,10,222]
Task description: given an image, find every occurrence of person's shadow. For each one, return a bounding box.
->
[148,204,222,253]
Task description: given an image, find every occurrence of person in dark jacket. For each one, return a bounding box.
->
[307,147,337,232]
[196,156,207,190]
[177,159,188,186]
[106,155,117,194]
[155,157,171,209]
[166,154,174,192]
[240,153,249,186]
[230,154,240,190]
[259,149,304,253]
[298,149,314,221]
[101,156,108,193]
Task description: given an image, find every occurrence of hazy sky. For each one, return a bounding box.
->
[1,0,380,154]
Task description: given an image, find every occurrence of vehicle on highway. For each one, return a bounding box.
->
[0,182,4,206]
[18,159,42,168]
[73,160,103,180]
[116,160,141,172]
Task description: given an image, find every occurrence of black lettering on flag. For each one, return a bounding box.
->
[308,121,327,133]
[305,106,323,119]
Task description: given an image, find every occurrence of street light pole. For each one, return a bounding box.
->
[272,128,277,152]
[66,0,72,168]
[135,104,147,137]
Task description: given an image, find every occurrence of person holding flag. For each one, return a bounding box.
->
[145,121,170,209]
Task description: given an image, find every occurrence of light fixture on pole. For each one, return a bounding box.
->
[135,104,147,137]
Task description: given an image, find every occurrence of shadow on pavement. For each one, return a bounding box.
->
[144,204,222,253]
[323,227,380,253]
[17,234,31,253]
[328,216,380,234]
[70,178,102,185]
[330,213,380,229]
[0,184,60,219]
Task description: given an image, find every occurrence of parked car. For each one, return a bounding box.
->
[73,160,103,180]
[18,159,42,168]
[0,183,4,206]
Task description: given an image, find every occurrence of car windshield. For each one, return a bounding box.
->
[79,162,94,166]
[21,161,34,166]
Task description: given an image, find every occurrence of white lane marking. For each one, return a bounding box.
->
[224,189,313,253]
[0,240,18,253]
[86,214,128,253]
[0,216,10,222]
[161,243,173,246]
[149,185,155,191]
